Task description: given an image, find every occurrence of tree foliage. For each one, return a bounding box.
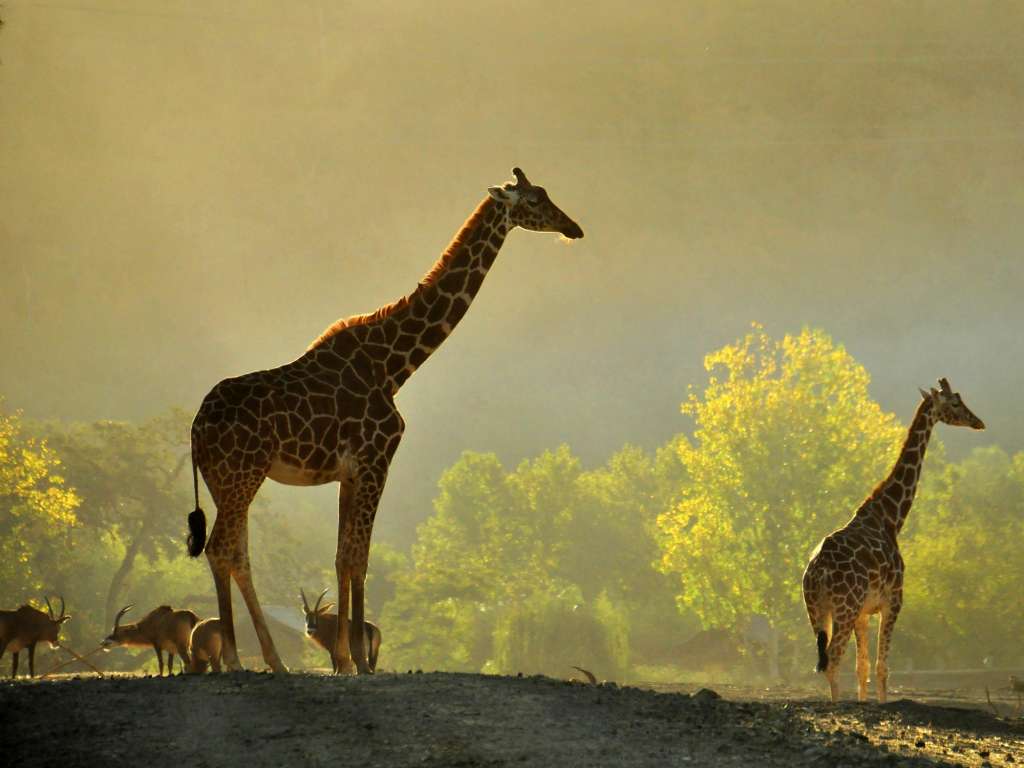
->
[656,326,910,672]
[898,446,1024,668]
[0,403,80,596]
[381,444,689,676]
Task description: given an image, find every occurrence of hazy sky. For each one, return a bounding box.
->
[2,1,1022,545]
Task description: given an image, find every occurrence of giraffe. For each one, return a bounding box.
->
[185,168,583,673]
[802,378,984,703]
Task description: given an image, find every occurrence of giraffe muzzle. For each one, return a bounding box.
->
[560,221,584,239]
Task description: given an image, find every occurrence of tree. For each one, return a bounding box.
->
[39,409,194,626]
[656,325,910,676]
[0,402,80,598]
[380,443,690,675]
[898,446,1024,668]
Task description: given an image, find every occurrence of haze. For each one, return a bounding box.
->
[2,0,1022,546]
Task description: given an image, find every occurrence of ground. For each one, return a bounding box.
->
[3,672,1023,767]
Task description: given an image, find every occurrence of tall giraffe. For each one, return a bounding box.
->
[802,378,984,702]
[186,168,583,673]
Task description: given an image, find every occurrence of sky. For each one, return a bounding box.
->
[2,0,1022,546]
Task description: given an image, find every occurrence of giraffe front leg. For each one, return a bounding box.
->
[333,561,354,675]
[875,592,903,703]
[853,614,870,702]
[350,568,372,675]
[333,476,356,675]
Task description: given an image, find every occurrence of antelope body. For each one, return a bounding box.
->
[301,588,381,673]
[187,618,223,673]
[0,597,71,678]
[102,604,198,675]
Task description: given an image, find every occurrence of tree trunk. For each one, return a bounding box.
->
[104,526,145,628]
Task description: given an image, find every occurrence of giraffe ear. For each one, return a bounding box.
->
[919,388,930,400]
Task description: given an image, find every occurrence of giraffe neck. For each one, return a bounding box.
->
[862,397,938,535]
[376,195,510,391]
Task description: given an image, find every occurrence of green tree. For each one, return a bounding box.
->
[39,409,194,626]
[381,442,690,675]
[656,325,909,676]
[898,446,1024,668]
[0,402,81,598]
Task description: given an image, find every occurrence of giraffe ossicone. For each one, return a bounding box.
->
[802,377,984,703]
[185,168,583,674]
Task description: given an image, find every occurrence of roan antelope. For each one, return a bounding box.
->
[101,604,198,675]
[0,596,71,678]
[300,588,381,673]
[187,617,223,673]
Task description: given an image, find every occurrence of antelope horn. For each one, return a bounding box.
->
[114,604,134,630]
[511,167,531,188]
[939,377,952,394]
[300,588,311,614]
[58,594,66,621]
[44,596,55,620]
[571,666,598,685]
[313,589,329,614]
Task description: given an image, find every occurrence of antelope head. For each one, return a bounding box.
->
[300,588,334,637]
[102,604,135,649]
[41,595,71,648]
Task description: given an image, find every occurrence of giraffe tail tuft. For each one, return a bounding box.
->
[186,436,207,557]
[815,630,828,673]
[187,507,207,557]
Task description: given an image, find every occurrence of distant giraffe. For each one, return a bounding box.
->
[802,378,984,702]
[186,168,583,673]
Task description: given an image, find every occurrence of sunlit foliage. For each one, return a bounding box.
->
[0,403,80,595]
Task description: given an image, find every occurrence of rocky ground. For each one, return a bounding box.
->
[2,672,1022,767]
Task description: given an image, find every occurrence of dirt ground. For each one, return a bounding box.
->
[3,671,1023,767]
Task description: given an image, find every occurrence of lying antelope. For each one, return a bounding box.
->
[187,618,223,673]
[101,604,198,675]
[300,588,381,673]
[0,596,71,678]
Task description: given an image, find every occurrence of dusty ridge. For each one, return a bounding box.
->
[2,672,1022,767]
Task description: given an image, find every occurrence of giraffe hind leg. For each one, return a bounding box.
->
[206,512,245,672]
[233,562,287,673]
[825,609,858,703]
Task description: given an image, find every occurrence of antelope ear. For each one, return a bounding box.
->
[319,603,335,614]
[60,616,72,623]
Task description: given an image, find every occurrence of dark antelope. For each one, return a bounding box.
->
[187,617,223,673]
[0,596,71,678]
[101,604,198,675]
[300,588,381,673]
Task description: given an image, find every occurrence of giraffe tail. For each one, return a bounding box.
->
[815,630,829,673]
[186,440,207,557]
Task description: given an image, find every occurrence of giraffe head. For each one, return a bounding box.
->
[920,377,985,430]
[487,167,584,239]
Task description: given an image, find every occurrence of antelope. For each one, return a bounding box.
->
[300,588,381,673]
[101,604,198,675]
[187,617,223,673]
[0,596,71,678]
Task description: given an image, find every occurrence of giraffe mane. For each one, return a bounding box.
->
[307,197,495,351]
